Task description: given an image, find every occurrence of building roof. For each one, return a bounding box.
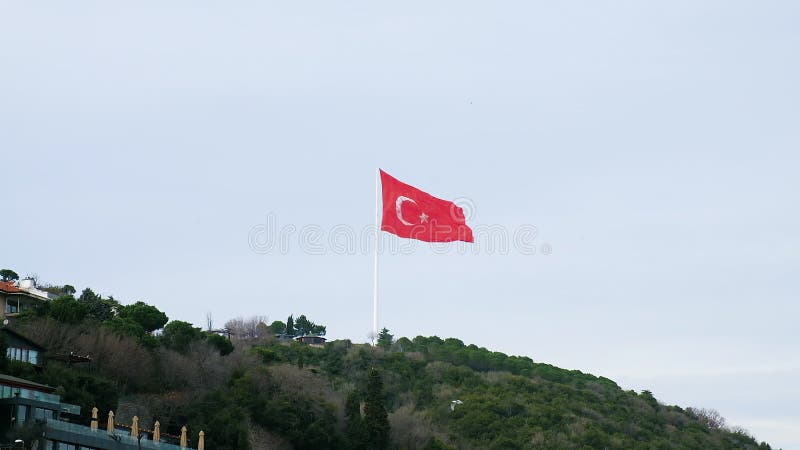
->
[0,280,52,302]
[0,281,25,294]
[295,335,327,341]
[0,373,55,392]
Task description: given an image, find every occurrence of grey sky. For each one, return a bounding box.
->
[2,1,798,448]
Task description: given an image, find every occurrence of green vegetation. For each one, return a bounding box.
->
[286,315,295,336]
[378,327,394,350]
[293,314,326,336]
[0,273,777,449]
[207,333,235,356]
[161,320,205,353]
[117,300,169,332]
[77,288,117,321]
[0,269,19,282]
[363,367,391,449]
[50,295,91,323]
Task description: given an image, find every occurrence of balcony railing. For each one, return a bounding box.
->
[0,386,61,405]
[46,420,189,449]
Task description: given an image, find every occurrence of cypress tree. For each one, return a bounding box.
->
[363,368,390,449]
[285,315,295,336]
[345,390,366,449]
[377,327,393,350]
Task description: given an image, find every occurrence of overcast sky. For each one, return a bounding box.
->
[2,1,798,448]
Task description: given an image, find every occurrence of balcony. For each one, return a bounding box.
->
[46,420,189,449]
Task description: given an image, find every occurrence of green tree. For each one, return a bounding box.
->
[294,314,312,335]
[49,296,88,323]
[162,320,205,353]
[0,269,19,282]
[41,284,78,297]
[207,333,235,356]
[104,316,146,337]
[285,315,295,336]
[77,287,100,303]
[641,390,659,409]
[363,368,390,449]
[118,301,168,332]
[377,327,393,350]
[294,314,327,336]
[394,337,413,352]
[268,320,286,335]
[184,388,252,450]
[425,439,458,450]
[77,288,117,321]
[345,390,366,449]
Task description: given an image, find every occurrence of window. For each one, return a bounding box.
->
[6,347,40,364]
[35,407,54,421]
[5,298,18,314]
[17,404,28,425]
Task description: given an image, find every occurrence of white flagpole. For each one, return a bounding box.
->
[373,169,380,344]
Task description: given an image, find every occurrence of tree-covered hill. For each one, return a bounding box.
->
[0,278,777,449]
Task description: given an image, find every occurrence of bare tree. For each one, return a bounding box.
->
[224,317,245,339]
[185,340,228,388]
[18,319,157,392]
[246,315,268,339]
[224,315,269,340]
[17,318,81,354]
[687,407,727,430]
[75,328,157,391]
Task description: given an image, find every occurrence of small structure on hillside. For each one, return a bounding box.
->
[2,327,46,366]
[295,335,327,347]
[0,280,52,321]
[208,327,232,339]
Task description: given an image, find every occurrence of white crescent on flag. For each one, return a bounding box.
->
[395,196,418,226]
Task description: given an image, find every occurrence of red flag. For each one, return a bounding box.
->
[380,170,474,243]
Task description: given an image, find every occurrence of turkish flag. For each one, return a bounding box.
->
[380,170,474,243]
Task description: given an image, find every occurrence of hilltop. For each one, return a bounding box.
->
[0,276,776,449]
